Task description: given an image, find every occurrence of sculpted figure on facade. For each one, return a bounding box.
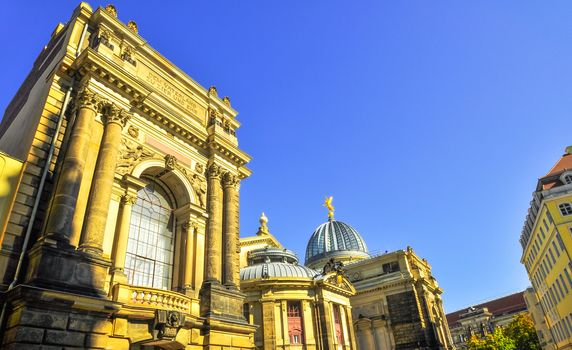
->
[190,174,207,208]
[116,138,154,175]
[164,154,177,171]
[104,4,118,17]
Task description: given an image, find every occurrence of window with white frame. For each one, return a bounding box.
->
[559,203,572,216]
[562,172,572,185]
[125,185,175,290]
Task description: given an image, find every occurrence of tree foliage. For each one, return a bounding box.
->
[466,313,540,350]
[467,328,515,350]
[504,313,541,350]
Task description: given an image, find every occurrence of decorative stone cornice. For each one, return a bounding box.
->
[208,139,250,168]
[71,49,251,169]
[77,90,102,112]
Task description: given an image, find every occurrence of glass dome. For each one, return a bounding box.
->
[304,219,369,269]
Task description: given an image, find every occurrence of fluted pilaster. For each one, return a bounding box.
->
[184,221,197,293]
[43,90,101,246]
[79,103,131,254]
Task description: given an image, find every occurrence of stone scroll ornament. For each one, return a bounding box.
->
[115,138,155,175]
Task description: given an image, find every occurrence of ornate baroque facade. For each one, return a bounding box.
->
[303,202,453,350]
[239,215,357,350]
[0,3,255,349]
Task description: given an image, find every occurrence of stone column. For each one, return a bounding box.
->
[344,305,358,350]
[319,301,336,350]
[262,301,276,350]
[222,172,239,288]
[79,103,130,254]
[205,164,223,282]
[110,192,137,280]
[183,221,197,293]
[43,90,101,247]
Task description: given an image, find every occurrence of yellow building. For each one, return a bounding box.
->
[239,214,357,350]
[521,146,572,350]
[0,3,255,349]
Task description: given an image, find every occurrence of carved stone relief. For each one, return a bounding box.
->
[116,138,155,175]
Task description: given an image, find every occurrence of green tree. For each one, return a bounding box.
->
[466,328,516,350]
[504,313,541,350]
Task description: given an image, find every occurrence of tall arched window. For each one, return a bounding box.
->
[125,185,175,290]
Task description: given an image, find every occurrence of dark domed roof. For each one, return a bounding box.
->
[305,219,369,269]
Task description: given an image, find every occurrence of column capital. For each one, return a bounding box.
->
[120,193,137,205]
[183,221,198,231]
[207,163,223,180]
[77,89,102,112]
[222,172,239,189]
[102,103,131,128]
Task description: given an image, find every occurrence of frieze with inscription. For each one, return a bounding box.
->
[137,64,206,123]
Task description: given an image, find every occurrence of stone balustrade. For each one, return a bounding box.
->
[112,284,192,313]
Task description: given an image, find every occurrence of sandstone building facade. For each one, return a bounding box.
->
[446,291,529,349]
[239,214,357,350]
[0,3,255,349]
[303,202,454,349]
[520,146,572,350]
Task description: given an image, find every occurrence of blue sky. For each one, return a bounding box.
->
[2,1,572,312]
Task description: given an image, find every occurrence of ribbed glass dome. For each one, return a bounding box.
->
[305,219,369,269]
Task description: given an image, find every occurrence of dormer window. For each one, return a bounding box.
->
[560,172,572,185]
[559,203,572,216]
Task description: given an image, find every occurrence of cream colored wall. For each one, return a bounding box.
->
[0,153,23,246]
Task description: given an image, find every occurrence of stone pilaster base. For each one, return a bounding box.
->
[25,242,111,297]
[199,281,246,322]
[1,285,119,349]
[199,281,256,349]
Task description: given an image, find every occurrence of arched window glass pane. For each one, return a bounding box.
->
[125,185,175,290]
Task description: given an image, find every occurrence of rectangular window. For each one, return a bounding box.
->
[382,261,400,274]
[560,275,569,294]
[565,268,572,290]
[541,226,546,240]
[544,219,550,231]
[557,279,565,299]
[550,287,558,306]
[333,304,345,345]
[287,301,304,344]
[553,241,561,257]
[557,233,566,251]
[549,248,557,264]
[560,203,572,216]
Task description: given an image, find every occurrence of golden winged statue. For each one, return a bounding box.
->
[324,196,334,219]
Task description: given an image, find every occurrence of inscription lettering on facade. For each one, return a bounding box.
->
[139,65,206,124]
